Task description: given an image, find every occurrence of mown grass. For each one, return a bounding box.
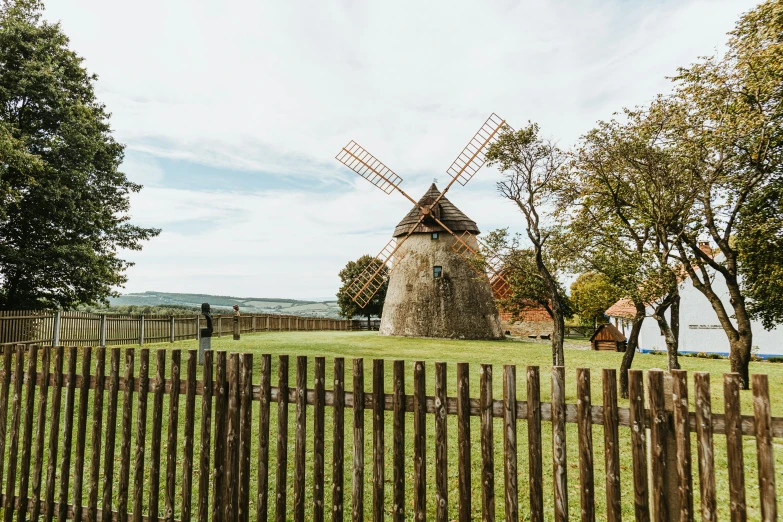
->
[2,331,782,521]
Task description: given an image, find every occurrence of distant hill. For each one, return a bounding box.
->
[109,291,342,318]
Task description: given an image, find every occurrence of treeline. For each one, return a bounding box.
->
[77,304,203,316]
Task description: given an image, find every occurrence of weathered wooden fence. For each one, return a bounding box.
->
[0,311,354,346]
[0,345,779,521]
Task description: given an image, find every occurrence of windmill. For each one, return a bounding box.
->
[335,113,513,338]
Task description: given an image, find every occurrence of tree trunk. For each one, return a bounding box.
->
[670,293,680,370]
[367,315,371,330]
[619,301,646,399]
[537,260,565,367]
[727,280,754,389]
[551,305,565,367]
[680,242,754,389]
[691,274,754,388]
[729,337,752,388]
[652,293,680,372]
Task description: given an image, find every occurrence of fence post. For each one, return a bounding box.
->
[218,316,222,337]
[352,359,365,519]
[434,363,448,522]
[503,365,518,522]
[751,374,777,522]
[527,366,543,522]
[332,358,345,522]
[275,356,289,522]
[671,370,693,521]
[694,372,717,521]
[372,359,385,522]
[551,366,568,522]
[392,360,405,521]
[628,370,650,520]
[313,357,326,522]
[52,311,61,346]
[239,353,253,522]
[170,316,175,343]
[576,367,594,522]
[225,354,241,522]
[723,373,747,520]
[257,354,272,522]
[479,364,495,521]
[647,370,671,522]
[139,315,145,345]
[456,362,471,522]
[99,314,107,346]
[294,356,307,522]
[413,361,426,521]
[602,369,621,522]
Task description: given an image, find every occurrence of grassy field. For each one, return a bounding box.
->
[4,331,782,521]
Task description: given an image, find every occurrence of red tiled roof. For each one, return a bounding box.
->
[605,298,636,319]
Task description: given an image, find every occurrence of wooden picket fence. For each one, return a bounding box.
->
[0,311,354,346]
[0,345,779,521]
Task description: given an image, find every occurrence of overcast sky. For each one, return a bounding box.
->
[44,0,758,300]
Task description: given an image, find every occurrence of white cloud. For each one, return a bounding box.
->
[41,0,759,297]
[122,180,524,297]
[120,153,165,187]
[47,0,755,172]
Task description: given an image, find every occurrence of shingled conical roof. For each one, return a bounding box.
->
[393,184,479,237]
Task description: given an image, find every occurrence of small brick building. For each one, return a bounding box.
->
[499,307,552,338]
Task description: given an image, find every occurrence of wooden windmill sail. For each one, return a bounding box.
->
[335,113,512,308]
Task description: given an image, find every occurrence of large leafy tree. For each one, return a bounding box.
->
[569,272,622,328]
[570,100,694,394]
[336,255,387,327]
[737,180,783,329]
[0,0,159,310]
[0,119,41,215]
[485,123,571,366]
[562,198,651,399]
[668,0,783,387]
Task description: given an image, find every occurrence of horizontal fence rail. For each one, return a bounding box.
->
[0,345,778,521]
[0,311,356,346]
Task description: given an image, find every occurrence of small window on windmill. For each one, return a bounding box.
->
[433,266,442,279]
[431,232,439,240]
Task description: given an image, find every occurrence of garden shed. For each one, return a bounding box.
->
[590,323,627,352]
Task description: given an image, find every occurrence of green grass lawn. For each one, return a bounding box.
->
[3,331,781,521]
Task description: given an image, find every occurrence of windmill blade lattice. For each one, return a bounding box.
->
[451,231,512,299]
[446,113,508,186]
[346,238,409,308]
[336,113,511,307]
[336,141,404,195]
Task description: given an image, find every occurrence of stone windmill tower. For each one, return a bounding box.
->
[335,114,511,339]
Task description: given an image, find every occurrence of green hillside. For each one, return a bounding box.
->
[108,291,342,318]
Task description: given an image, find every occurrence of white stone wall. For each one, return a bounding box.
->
[635,270,783,356]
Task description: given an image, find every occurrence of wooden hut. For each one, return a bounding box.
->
[590,323,627,352]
